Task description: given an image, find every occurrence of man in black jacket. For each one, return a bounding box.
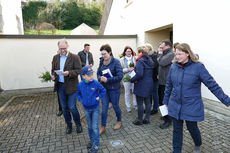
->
[157,40,174,129]
[78,44,94,68]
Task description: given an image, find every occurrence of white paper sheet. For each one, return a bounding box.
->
[159,105,168,116]
[128,70,136,78]
[54,70,63,75]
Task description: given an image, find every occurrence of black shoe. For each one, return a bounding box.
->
[76,124,83,133]
[150,109,158,115]
[87,141,93,150]
[57,111,63,117]
[159,122,171,129]
[132,120,143,125]
[66,126,72,134]
[143,119,150,124]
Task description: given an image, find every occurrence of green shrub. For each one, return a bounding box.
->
[22,1,47,30]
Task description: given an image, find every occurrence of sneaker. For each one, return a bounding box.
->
[134,105,138,110]
[159,121,171,129]
[127,107,131,113]
[57,111,63,117]
[193,146,201,153]
[76,124,83,133]
[66,126,72,134]
[143,119,150,124]
[132,119,143,125]
[87,141,93,150]
[88,146,98,153]
[99,126,106,135]
[113,121,122,130]
[150,109,158,115]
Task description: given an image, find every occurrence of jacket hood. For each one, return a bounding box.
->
[140,54,154,68]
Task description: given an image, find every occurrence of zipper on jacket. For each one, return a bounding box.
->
[178,67,184,120]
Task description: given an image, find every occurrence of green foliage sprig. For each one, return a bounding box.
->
[39,71,51,82]
[129,63,134,67]
[123,74,131,82]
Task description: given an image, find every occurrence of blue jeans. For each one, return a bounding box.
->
[152,80,159,111]
[101,89,122,127]
[136,95,151,121]
[84,105,100,148]
[172,118,202,153]
[58,83,81,127]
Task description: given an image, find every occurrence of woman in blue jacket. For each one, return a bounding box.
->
[163,43,230,153]
[131,45,154,125]
[97,44,123,135]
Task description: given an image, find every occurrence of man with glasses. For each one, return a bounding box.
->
[157,40,174,129]
[51,39,83,134]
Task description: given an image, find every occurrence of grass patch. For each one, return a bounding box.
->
[24,29,71,35]
[24,26,99,35]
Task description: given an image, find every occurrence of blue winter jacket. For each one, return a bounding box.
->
[97,57,123,90]
[163,60,230,121]
[77,79,106,109]
[130,54,154,97]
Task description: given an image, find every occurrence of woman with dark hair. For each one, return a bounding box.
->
[97,44,123,135]
[120,46,137,112]
[131,45,154,125]
[164,43,230,153]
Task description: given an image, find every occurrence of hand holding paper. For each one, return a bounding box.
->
[54,70,63,75]
[159,105,168,116]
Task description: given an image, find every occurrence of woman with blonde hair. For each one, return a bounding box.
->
[163,43,230,153]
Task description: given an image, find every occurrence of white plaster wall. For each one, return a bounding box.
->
[104,0,230,101]
[0,37,136,90]
[1,0,24,34]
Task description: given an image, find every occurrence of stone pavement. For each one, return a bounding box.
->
[0,91,230,153]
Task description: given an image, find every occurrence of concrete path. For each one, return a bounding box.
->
[0,92,230,153]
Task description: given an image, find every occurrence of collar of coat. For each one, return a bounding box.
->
[136,53,148,63]
[175,59,193,68]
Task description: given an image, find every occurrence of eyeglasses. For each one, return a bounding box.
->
[126,50,132,52]
[101,53,108,56]
[59,48,67,50]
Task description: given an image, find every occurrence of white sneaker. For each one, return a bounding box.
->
[193,146,201,153]
[127,107,131,113]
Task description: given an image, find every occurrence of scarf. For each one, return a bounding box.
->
[136,53,148,63]
[103,57,112,66]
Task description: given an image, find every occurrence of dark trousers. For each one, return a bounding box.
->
[58,83,81,127]
[158,85,171,123]
[57,92,62,112]
[172,118,202,153]
[136,95,151,121]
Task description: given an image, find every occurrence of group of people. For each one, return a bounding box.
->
[51,39,230,153]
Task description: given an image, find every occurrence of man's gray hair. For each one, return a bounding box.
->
[58,38,68,46]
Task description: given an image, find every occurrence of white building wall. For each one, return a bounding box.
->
[0,37,136,90]
[0,0,24,34]
[104,0,230,101]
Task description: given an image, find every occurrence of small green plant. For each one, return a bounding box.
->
[123,74,131,82]
[119,54,123,58]
[39,71,51,82]
[129,63,134,67]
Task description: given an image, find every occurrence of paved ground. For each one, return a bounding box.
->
[0,91,230,153]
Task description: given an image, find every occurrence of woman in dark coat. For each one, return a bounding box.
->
[131,45,154,125]
[97,44,123,135]
[163,43,230,153]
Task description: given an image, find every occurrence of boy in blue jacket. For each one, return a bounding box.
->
[77,66,106,153]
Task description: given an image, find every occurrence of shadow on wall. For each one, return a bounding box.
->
[0,3,4,33]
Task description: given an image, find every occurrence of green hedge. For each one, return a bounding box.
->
[23,0,103,30]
